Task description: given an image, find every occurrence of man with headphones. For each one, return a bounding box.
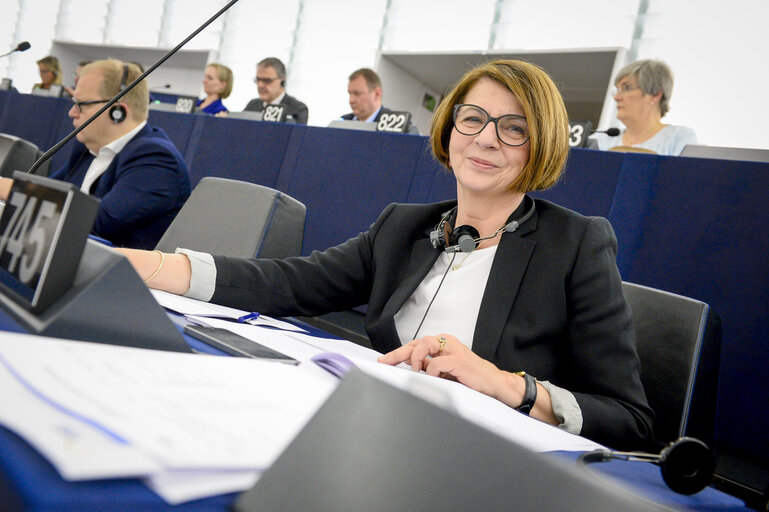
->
[243,57,309,124]
[340,68,413,128]
[24,59,189,249]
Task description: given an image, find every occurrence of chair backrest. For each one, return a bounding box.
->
[155,177,306,259]
[622,281,721,449]
[680,144,769,163]
[0,133,49,177]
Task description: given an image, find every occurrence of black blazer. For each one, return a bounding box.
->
[211,198,654,450]
[243,93,308,125]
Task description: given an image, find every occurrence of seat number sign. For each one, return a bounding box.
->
[0,186,65,294]
[263,105,285,122]
[376,112,411,133]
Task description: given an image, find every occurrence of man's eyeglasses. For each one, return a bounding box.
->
[253,76,280,84]
[72,99,109,114]
[613,84,641,96]
[452,104,530,147]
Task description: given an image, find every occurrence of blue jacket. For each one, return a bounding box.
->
[50,124,191,249]
[196,98,228,115]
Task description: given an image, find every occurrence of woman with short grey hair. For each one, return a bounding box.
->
[591,59,696,155]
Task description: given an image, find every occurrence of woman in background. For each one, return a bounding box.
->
[33,56,62,92]
[196,63,232,115]
[591,59,696,156]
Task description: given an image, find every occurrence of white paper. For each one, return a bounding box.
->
[145,469,260,505]
[185,316,327,362]
[0,353,160,480]
[151,290,306,332]
[0,333,338,471]
[351,358,605,453]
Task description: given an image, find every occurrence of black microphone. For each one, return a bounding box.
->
[592,127,621,137]
[578,437,715,495]
[0,41,31,58]
[25,0,239,175]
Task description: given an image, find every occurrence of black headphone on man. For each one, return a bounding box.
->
[430,198,536,253]
[109,63,129,124]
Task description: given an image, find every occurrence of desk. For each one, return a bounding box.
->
[0,423,748,511]
[0,315,749,511]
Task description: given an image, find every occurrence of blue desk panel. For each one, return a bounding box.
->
[276,126,430,255]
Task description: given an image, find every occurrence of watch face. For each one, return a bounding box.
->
[0,179,67,303]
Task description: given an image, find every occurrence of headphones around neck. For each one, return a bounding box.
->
[579,437,715,495]
[109,63,129,124]
[430,198,536,253]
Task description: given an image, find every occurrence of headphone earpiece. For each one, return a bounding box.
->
[579,437,715,495]
[109,63,130,124]
[109,104,127,123]
[280,79,286,87]
[449,225,480,253]
[430,199,536,254]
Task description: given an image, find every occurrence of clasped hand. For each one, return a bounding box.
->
[377,334,506,400]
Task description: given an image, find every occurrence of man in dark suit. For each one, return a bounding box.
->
[341,68,416,132]
[243,57,308,124]
[1,59,190,250]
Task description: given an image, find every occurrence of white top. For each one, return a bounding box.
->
[394,245,498,347]
[590,124,697,156]
[80,121,147,194]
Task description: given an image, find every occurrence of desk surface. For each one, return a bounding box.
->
[0,313,748,512]
[0,425,747,511]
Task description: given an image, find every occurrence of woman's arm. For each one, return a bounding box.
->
[118,248,192,296]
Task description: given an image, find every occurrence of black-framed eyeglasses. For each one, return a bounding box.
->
[72,99,109,114]
[452,104,530,147]
[253,76,279,84]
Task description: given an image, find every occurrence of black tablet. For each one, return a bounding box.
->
[184,325,298,364]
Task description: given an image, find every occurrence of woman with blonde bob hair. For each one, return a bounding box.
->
[34,55,63,91]
[197,62,233,115]
[120,59,652,450]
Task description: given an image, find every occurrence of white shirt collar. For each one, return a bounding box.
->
[269,92,286,105]
[89,120,147,157]
[81,120,147,193]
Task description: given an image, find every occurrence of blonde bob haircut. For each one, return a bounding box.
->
[207,62,233,99]
[81,59,148,122]
[430,59,569,193]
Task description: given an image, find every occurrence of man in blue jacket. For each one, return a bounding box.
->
[50,59,190,249]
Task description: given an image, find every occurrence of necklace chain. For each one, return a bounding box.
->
[451,251,473,271]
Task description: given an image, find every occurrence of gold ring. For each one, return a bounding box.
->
[438,336,447,352]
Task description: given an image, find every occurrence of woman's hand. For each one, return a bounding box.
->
[378,334,508,399]
[378,334,558,425]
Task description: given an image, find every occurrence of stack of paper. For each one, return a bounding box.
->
[0,332,338,504]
